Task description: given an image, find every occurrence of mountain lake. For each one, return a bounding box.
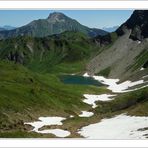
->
[59,75,104,86]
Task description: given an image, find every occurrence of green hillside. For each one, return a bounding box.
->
[0,60,109,137]
[0,31,96,73]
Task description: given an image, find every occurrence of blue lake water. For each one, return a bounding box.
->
[59,75,103,87]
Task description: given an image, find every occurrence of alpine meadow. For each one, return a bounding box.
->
[0,10,148,139]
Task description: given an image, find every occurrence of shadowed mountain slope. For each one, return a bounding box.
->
[87,10,148,81]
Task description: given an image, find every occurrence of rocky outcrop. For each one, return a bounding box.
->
[116,10,148,41]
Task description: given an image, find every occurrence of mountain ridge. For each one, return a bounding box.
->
[116,10,148,41]
[87,10,148,81]
[102,26,119,32]
[0,12,107,39]
[0,25,16,31]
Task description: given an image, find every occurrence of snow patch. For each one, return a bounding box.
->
[83,94,116,108]
[126,84,148,92]
[143,75,148,78]
[70,115,74,118]
[36,129,70,138]
[25,117,65,131]
[24,116,70,137]
[83,73,89,77]
[140,67,145,71]
[79,111,94,117]
[83,73,146,93]
[93,75,144,93]
[78,114,148,139]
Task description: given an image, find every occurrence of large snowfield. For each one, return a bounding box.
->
[83,73,147,93]
[78,114,148,139]
[80,73,148,139]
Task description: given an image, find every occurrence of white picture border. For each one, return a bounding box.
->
[0,0,147,9]
[0,1,148,147]
[1,139,148,147]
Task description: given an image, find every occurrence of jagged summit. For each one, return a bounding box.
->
[48,12,67,19]
[47,12,69,23]
[116,10,148,41]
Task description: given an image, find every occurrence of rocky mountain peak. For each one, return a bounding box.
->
[116,10,148,41]
[47,12,68,23]
[0,12,107,39]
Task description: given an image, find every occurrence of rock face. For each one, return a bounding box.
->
[116,10,148,41]
[87,10,148,80]
[0,12,107,39]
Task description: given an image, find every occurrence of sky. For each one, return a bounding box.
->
[0,10,134,29]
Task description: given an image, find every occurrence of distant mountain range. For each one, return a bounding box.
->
[0,12,108,39]
[0,25,16,31]
[0,28,4,31]
[102,26,119,32]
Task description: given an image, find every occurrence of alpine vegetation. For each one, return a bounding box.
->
[0,10,147,139]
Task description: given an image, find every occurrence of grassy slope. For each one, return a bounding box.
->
[132,49,148,70]
[0,32,107,137]
[0,60,108,137]
[1,60,147,138]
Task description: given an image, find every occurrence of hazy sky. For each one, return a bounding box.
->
[0,10,134,29]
